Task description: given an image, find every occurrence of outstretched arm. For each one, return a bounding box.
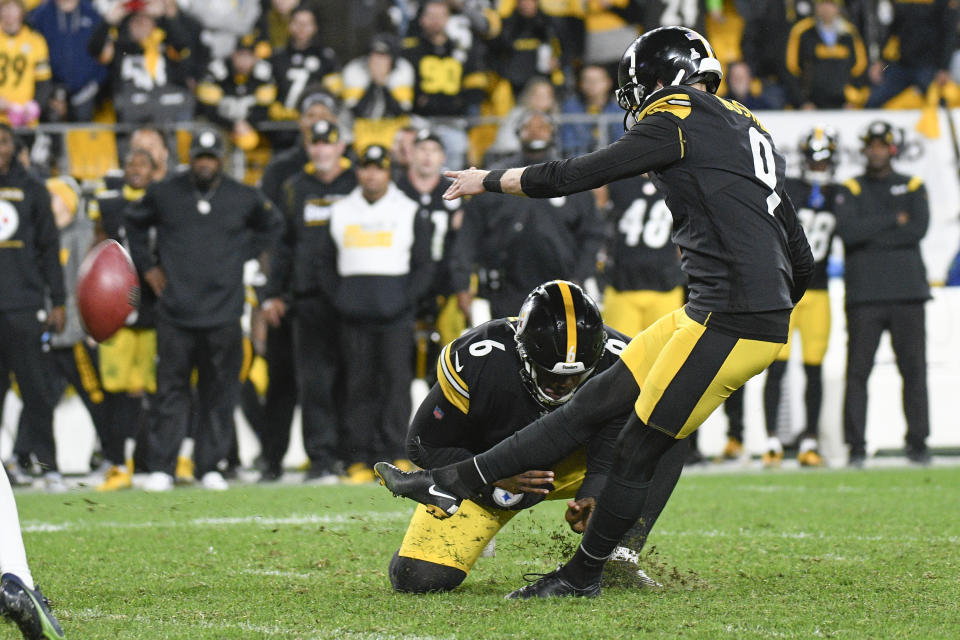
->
[443,116,684,200]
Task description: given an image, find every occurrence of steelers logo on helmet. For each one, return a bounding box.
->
[514,280,606,408]
[800,125,839,184]
[616,26,723,129]
[199,131,216,148]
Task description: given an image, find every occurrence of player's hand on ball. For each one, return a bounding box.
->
[565,497,596,533]
[494,470,554,495]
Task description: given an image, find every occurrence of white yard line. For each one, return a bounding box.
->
[238,568,316,580]
[66,608,454,639]
[653,528,960,544]
[21,511,412,534]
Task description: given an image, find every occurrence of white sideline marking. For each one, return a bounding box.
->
[654,528,960,545]
[239,568,316,580]
[21,511,411,534]
[67,608,454,639]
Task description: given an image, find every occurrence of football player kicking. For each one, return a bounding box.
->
[0,469,65,638]
[376,26,814,599]
[389,280,688,593]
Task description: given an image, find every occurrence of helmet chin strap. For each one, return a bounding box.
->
[670,69,686,86]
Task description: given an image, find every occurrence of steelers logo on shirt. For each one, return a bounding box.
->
[0,200,19,241]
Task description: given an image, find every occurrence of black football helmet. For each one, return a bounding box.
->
[515,280,606,408]
[799,125,839,183]
[616,26,723,125]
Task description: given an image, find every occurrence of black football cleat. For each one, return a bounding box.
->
[504,569,601,600]
[373,462,461,519]
[0,573,66,639]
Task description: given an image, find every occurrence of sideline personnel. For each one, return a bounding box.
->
[127,128,282,491]
[0,123,64,482]
[836,121,931,467]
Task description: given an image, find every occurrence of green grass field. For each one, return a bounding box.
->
[4,465,959,639]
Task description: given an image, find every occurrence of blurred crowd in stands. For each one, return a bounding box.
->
[1,0,959,492]
[2,0,960,174]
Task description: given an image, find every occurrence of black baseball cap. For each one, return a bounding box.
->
[369,33,398,57]
[309,120,340,144]
[414,128,443,147]
[189,128,224,159]
[861,120,897,146]
[358,144,390,169]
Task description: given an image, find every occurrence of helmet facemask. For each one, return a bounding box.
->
[513,280,607,410]
[516,338,598,408]
[801,127,839,184]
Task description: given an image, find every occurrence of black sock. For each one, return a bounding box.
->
[804,364,823,437]
[763,360,787,437]
[558,543,610,587]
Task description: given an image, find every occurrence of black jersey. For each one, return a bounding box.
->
[196,57,277,128]
[264,163,356,300]
[395,173,463,300]
[644,0,708,33]
[605,175,683,293]
[0,163,64,312]
[401,36,486,117]
[784,177,839,291]
[270,43,340,115]
[412,318,629,504]
[521,85,814,341]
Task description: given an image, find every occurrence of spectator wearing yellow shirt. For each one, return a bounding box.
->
[0,0,50,127]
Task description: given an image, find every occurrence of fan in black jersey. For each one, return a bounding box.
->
[376,26,814,600]
[388,280,686,593]
[643,0,721,35]
[761,126,841,469]
[195,34,277,150]
[267,6,341,132]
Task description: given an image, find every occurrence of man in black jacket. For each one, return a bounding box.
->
[126,128,282,491]
[253,93,340,481]
[260,120,356,483]
[0,124,64,485]
[836,121,931,466]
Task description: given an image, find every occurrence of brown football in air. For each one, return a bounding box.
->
[76,239,139,342]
